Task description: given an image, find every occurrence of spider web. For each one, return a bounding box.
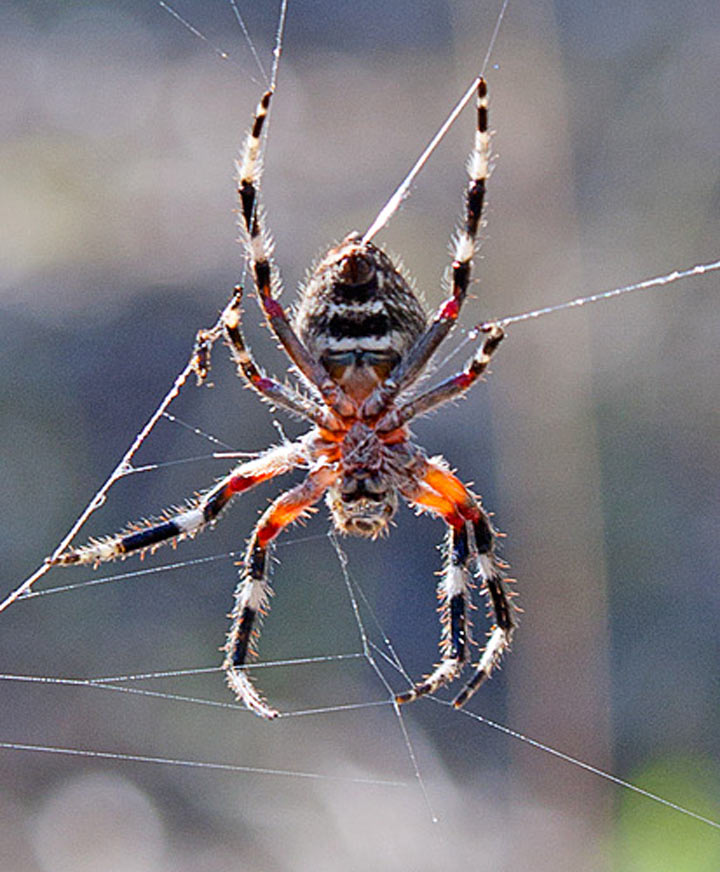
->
[2,1,719,868]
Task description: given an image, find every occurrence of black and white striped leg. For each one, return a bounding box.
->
[377,323,504,433]
[49,444,304,568]
[236,91,351,414]
[221,288,336,428]
[223,530,277,719]
[223,466,338,719]
[453,510,516,709]
[395,523,474,704]
[363,78,490,418]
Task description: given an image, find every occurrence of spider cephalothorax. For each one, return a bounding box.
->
[51,78,517,719]
[325,421,402,537]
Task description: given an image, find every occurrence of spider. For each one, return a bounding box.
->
[51,78,517,719]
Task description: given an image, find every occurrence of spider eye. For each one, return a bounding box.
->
[337,251,375,286]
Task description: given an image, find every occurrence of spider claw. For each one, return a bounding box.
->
[452,669,490,709]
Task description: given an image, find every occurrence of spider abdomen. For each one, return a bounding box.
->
[294,233,426,400]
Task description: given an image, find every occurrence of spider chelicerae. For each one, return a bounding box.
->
[51,78,517,719]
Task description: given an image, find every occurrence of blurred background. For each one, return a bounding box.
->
[1,0,719,869]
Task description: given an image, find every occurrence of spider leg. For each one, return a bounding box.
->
[221,287,340,429]
[396,495,474,703]
[453,508,515,710]
[377,323,504,432]
[363,78,489,418]
[421,458,517,709]
[224,465,338,719]
[49,442,306,567]
[237,91,354,417]
[395,454,516,705]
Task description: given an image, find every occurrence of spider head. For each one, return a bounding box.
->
[326,472,398,538]
[318,231,378,287]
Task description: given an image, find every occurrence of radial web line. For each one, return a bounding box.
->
[362,0,510,244]
[17,534,331,603]
[0,740,405,787]
[0,672,249,712]
[0,657,387,720]
[446,703,720,831]
[161,411,238,450]
[328,531,439,823]
[0,343,212,615]
[127,453,253,477]
[346,570,413,685]
[93,652,365,684]
[482,257,720,331]
[156,2,233,67]
[156,0,269,87]
[17,552,242,601]
[430,256,720,377]
[228,0,269,85]
[327,542,720,831]
[280,699,392,719]
[368,640,410,678]
[269,0,289,91]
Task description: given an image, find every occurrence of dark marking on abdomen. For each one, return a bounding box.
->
[328,312,390,339]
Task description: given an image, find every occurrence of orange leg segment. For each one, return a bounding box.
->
[398,456,516,707]
[223,466,337,718]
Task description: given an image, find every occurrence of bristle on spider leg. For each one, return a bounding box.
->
[452,625,508,709]
[453,566,516,709]
[223,531,279,718]
[226,667,279,720]
[396,524,473,704]
[48,475,243,568]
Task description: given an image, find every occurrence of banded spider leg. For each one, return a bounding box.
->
[362,77,490,419]
[223,465,338,719]
[397,447,516,708]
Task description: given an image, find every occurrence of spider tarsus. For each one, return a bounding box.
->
[452,674,488,709]
[226,667,279,720]
[396,656,466,705]
[394,688,424,706]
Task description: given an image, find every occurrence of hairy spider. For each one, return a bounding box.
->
[51,79,516,719]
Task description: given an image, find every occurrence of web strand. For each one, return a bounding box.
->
[362,0,510,244]
[269,0,289,91]
[0,669,387,720]
[3,0,717,833]
[0,348,211,615]
[479,258,720,332]
[0,740,405,787]
[447,702,720,832]
[92,652,364,683]
[328,532,439,823]
[160,411,238,450]
[228,0,269,85]
[156,1,232,65]
[427,257,720,377]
